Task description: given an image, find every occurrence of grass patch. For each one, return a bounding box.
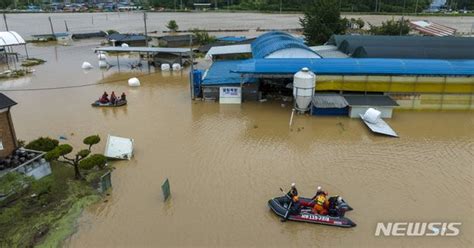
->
[0,161,110,247]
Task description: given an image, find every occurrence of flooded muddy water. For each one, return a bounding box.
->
[1,16,473,248]
[5,12,474,37]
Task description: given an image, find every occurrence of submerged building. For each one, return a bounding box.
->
[196,31,474,110]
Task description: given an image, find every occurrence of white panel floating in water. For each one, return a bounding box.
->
[359,111,398,137]
[104,135,134,160]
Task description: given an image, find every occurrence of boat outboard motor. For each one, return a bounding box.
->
[336,197,349,217]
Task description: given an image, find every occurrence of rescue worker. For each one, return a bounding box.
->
[336,196,349,218]
[110,91,117,105]
[312,191,329,215]
[121,92,127,101]
[314,186,324,198]
[287,183,298,199]
[281,183,299,222]
[99,91,109,104]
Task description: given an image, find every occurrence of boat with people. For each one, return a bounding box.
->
[92,91,127,107]
[268,184,356,228]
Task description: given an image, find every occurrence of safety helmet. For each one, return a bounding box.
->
[291,183,296,187]
[337,196,343,203]
[317,186,322,191]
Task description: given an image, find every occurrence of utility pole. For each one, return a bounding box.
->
[279,0,282,14]
[215,0,218,10]
[143,11,148,47]
[180,0,183,10]
[3,13,8,31]
[189,35,195,100]
[48,16,55,36]
[415,0,419,15]
[400,0,406,36]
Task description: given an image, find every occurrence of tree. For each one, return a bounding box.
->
[25,137,59,152]
[0,0,13,9]
[369,18,410,35]
[300,0,347,45]
[166,20,179,32]
[190,29,216,45]
[45,135,106,180]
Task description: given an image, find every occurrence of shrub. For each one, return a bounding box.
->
[79,154,107,170]
[25,137,59,152]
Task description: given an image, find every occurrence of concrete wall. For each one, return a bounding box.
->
[349,106,394,118]
[0,110,17,158]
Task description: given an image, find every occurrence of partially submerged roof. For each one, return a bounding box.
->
[94,46,191,54]
[232,58,474,76]
[216,36,248,42]
[104,135,134,160]
[0,31,26,47]
[202,60,255,86]
[107,33,148,42]
[205,44,252,59]
[159,34,194,42]
[409,20,456,37]
[0,93,17,109]
[344,95,399,107]
[360,114,398,137]
[312,94,348,108]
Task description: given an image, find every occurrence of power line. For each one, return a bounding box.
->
[0,77,131,92]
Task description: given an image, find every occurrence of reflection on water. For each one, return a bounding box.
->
[1,40,472,248]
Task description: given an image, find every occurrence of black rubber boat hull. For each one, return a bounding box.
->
[268,196,356,228]
[91,100,127,107]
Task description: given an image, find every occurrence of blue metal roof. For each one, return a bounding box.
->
[202,60,256,86]
[216,36,248,42]
[251,31,317,58]
[232,58,474,76]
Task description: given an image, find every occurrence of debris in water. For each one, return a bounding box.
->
[128,77,141,87]
[81,62,93,70]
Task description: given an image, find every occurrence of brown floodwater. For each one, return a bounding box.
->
[1,22,473,247]
[4,12,474,38]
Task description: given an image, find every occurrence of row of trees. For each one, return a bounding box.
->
[149,0,472,12]
[301,0,411,45]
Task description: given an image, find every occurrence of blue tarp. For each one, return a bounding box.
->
[201,60,256,86]
[232,58,474,76]
[251,31,316,58]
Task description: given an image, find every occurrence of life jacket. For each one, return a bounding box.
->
[316,194,326,206]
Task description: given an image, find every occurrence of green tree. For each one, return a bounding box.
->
[369,18,410,35]
[300,0,347,45]
[166,20,179,32]
[0,0,13,9]
[191,29,216,45]
[25,137,59,152]
[45,135,106,180]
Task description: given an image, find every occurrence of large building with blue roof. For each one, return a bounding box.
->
[198,31,474,110]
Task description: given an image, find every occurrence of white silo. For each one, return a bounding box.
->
[293,67,315,112]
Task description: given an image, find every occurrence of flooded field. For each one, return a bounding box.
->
[0,14,473,248]
[4,12,474,37]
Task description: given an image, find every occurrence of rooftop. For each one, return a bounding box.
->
[0,93,17,109]
[344,95,399,107]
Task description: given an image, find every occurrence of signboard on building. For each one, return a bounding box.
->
[219,87,241,104]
